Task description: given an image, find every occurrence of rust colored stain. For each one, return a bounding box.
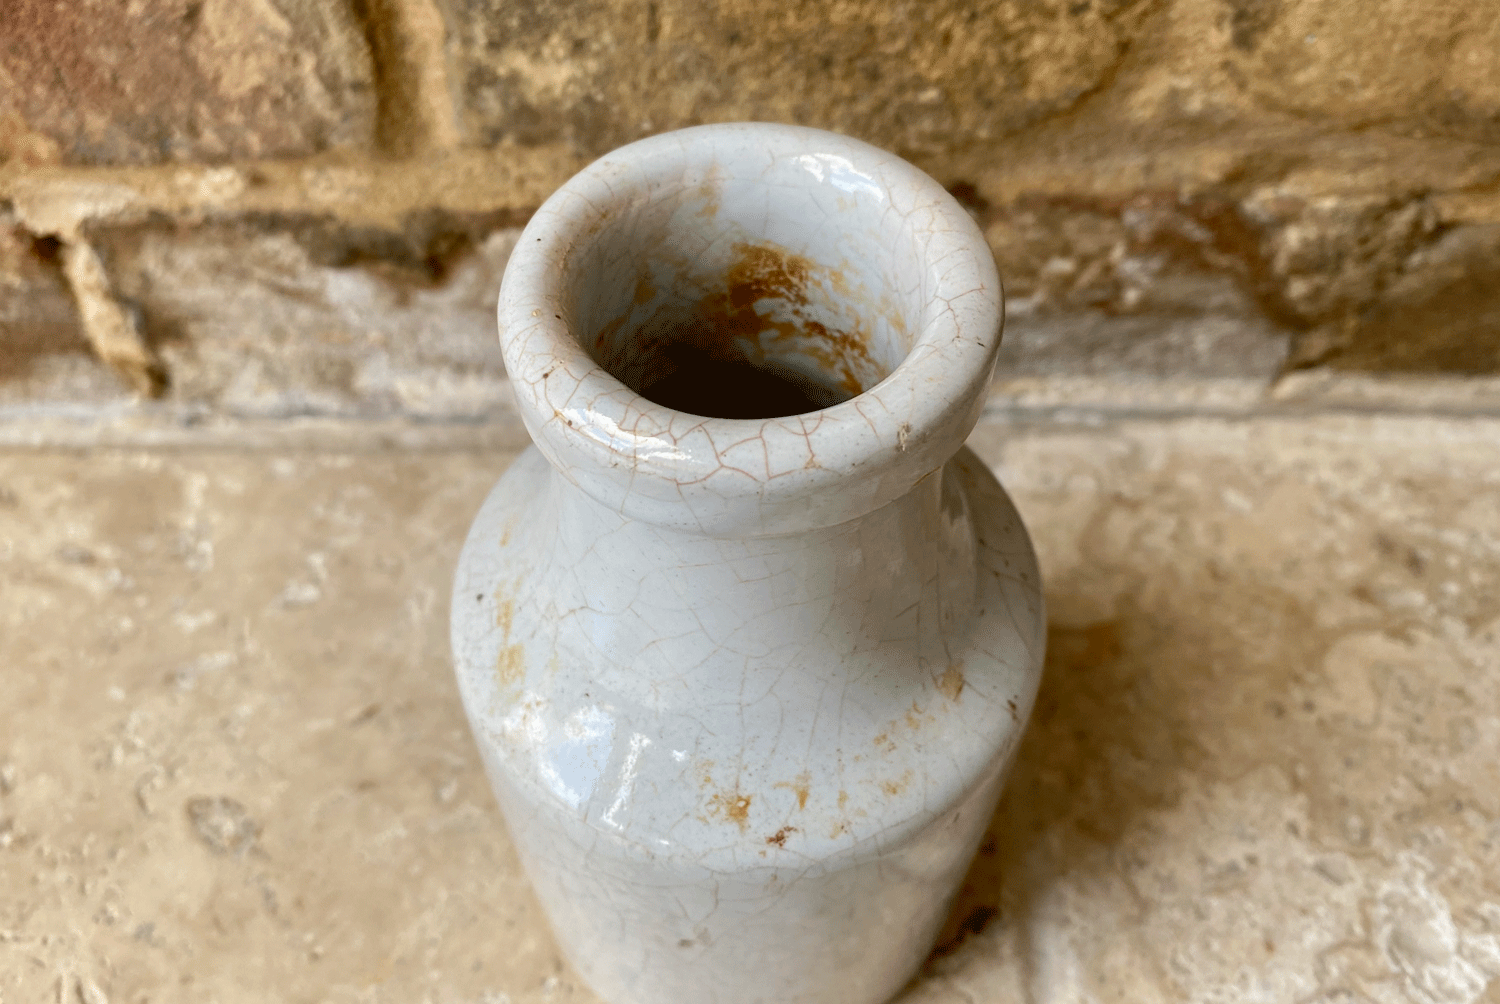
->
[765,826,796,847]
[880,770,915,796]
[633,273,657,305]
[593,312,628,356]
[707,790,753,831]
[604,241,883,418]
[725,243,812,309]
[496,597,514,636]
[774,772,811,810]
[938,663,965,701]
[496,644,525,687]
[694,241,872,399]
[693,164,724,219]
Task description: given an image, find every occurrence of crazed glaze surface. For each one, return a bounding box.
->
[451,124,1046,1004]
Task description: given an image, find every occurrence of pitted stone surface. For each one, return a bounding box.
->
[94,220,521,419]
[437,0,1145,158]
[2,412,1498,1001]
[0,219,125,405]
[0,0,376,166]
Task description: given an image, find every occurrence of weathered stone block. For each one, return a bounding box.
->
[0,221,124,404]
[92,214,520,418]
[1222,0,1500,142]
[982,193,1291,381]
[1127,0,1500,142]
[1331,225,1500,374]
[437,0,1143,158]
[974,184,1500,377]
[0,0,376,166]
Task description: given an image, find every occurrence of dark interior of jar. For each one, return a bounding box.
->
[563,183,922,420]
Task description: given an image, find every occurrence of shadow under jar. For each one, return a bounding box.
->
[451,123,1045,1004]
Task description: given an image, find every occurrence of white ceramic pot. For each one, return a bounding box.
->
[451,123,1044,1004]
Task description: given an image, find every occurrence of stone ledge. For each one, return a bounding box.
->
[2,412,1497,1001]
[5,374,1500,452]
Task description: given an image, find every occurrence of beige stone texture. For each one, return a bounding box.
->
[92,217,521,418]
[360,0,464,154]
[1336,225,1500,374]
[3,412,1499,1001]
[0,222,84,383]
[0,217,127,408]
[436,0,1149,158]
[0,0,1499,398]
[0,0,377,166]
[1221,0,1500,141]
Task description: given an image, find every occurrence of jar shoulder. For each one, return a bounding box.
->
[451,446,1044,871]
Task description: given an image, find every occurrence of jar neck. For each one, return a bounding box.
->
[499,124,1002,537]
[549,452,952,547]
[539,459,977,690]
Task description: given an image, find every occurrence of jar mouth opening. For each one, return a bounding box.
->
[550,141,937,422]
[498,124,1001,533]
[581,241,890,421]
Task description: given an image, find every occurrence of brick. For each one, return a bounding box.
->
[0,0,376,166]
[976,188,1500,378]
[1326,226,1500,373]
[1223,0,1500,142]
[0,221,124,404]
[436,0,1143,158]
[982,194,1291,381]
[1121,0,1500,144]
[91,213,521,418]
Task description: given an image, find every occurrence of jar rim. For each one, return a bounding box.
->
[498,123,1002,536]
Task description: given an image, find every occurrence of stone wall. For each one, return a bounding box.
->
[3,0,1499,420]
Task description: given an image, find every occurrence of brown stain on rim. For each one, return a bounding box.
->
[496,644,525,687]
[706,790,753,831]
[693,163,725,219]
[693,242,875,399]
[597,241,884,413]
[773,772,811,810]
[633,272,656,305]
[829,790,852,838]
[938,662,966,701]
[765,825,796,847]
[695,760,716,790]
[874,703,935,753]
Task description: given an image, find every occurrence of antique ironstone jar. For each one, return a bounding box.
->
[451,123,1045,1004]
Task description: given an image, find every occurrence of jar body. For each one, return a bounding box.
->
[452,120,1044,1004]
[450,445,1044,1004]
